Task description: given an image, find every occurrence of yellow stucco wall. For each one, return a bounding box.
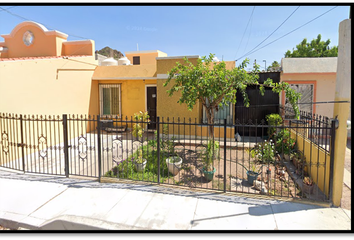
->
[125,50,167,65]
[92,65,157,79]
[63,40,95,56]
[281,73,337,118]
[290,129,331,197]
[0,56,97,116]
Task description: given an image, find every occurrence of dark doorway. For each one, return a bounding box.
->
[146,86,157,130]
[234,72,280,137]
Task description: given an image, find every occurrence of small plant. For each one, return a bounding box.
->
[275,129,296,155]
[132,111,150,141]
[202,140,220,171]
[303,176,313,186]
[266,113,282,139]
[249,140,276,163]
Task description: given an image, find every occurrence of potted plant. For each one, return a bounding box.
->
[201,140,219,181]
[132,111,150,172]
[166,155,183,176]
[302,176,314,194]
[237,162,263,185]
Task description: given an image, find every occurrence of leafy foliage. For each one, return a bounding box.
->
[249,140,276,164]
[201,140,220,171]
[266,113,282,138]
[267,61,280,71]
[275,129,296,155]
[285,34,338,58]
[164,53,302,139]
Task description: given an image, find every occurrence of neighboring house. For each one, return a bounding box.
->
[280,57,338,118]
[0,21,97,116]
[96,52,108,65]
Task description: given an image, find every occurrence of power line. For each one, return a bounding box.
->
[236,6,338,61]
[241,7,255,56]
[237,6,300,61]
[233,6,256,60]
[0,6,88,40]
[0,6,17,12]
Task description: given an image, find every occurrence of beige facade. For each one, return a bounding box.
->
[281,57,338,118]
[0,21,97,116]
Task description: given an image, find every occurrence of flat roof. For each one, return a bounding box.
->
[156,55,200,60]
[125,50,166,55]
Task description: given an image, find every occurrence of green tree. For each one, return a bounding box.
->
[267,61,280,71]
[163,54,301,138]
[285,34,338,58]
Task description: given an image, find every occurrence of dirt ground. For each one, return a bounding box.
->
[163,146,301,199]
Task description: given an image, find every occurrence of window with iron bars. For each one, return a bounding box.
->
[202,100,233,124]
[99,84,121,117]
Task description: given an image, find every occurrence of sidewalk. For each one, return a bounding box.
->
[0,169,351,231]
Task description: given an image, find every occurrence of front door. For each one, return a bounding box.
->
[146,86,157,130]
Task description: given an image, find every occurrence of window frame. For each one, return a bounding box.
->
[99,84,122,118]
[133,56,140,65]
[202,100,233,125]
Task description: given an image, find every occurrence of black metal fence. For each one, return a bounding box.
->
[0,108,336,203]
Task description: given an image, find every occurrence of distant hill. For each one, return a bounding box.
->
[97,47,124,60]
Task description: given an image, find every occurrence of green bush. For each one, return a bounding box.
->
[275,129,296,155]
[266,113,282,139]
[249,140,276,164]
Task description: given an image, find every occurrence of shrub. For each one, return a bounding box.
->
[275,129,296,155]
[249,140,276,164]
[266,113,282,139]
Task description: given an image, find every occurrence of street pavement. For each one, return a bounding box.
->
[0,168,351,231]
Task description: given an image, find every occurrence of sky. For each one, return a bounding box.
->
[0,3,350,70]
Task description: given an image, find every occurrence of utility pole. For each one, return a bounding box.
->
[263,60,266,71]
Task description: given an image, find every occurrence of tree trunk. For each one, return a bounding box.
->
[205,106,214,138]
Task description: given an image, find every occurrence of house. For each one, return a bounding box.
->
[280,57,338,118]
[0,21,97,116]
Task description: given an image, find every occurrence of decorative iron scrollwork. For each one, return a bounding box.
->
[78,135,87,161]
[1,132,9,155]
[112,138,123,163]
[38,135,47,158]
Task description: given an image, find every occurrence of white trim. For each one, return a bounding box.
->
[157,74,169,79]
[156,55,199,60]
[1,21,68,39]
[92,77,157,80]
[99,84,121,118]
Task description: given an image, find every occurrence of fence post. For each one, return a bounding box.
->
[224,119,227,193]
[62,114,70,178]
[329,118,336,204]
[157,116,160,184]
[19,114,25,173]
[97,115,102,181]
